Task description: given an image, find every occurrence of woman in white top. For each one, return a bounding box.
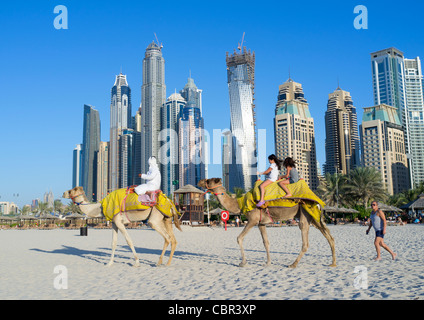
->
[256,154,282,207]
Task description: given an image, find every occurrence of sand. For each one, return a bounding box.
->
[0,224,423,300]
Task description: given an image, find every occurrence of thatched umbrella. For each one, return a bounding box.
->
[400,193,424,218]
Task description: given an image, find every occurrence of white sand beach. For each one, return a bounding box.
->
[1,224,423,300]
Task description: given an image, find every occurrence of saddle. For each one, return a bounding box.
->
[138,190,162,206]
[126,186,162,206]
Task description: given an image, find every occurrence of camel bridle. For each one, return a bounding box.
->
[204,181,225,196]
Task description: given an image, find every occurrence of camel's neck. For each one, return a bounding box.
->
[213,188,241,214]
[74,194,102,218]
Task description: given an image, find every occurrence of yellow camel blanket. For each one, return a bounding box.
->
[236,179,325,224]
[101,188,179,221]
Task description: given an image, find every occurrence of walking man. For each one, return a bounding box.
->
[366,201,397,261]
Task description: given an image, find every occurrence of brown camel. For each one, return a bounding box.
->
[198,178,336,268]
[63,186,181,267]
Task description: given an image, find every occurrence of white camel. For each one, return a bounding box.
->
[63,186,182,267]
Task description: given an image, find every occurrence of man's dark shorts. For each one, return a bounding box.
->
[375,230,384,238]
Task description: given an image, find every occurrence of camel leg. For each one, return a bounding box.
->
[148,211,172,266]
[106,223,119,267]
[314,220,337,267]
[164,218,178,266]
[237,211,260,267]
[114,217,140,267]
[289,211,310,268]
[258,224,271,266]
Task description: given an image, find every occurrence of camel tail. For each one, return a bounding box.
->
[172,206,182,232]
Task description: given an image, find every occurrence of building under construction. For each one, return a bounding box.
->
[225,45,257,192]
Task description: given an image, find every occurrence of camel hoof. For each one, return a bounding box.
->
[329,263,337,267]
[239,261,247,267]
[106,261,114,267]
[288,263,297,268]
[133,261,140,268]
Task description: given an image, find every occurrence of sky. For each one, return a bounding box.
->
[1,0,424,208]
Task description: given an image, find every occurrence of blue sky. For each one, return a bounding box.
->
[1,0,423,208]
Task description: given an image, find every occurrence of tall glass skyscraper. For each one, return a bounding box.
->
[160,92,185,195]
[324,87,360,175]
[82,104,100,202]
[226,47,257,192]
[141,41,166,176]
[72,144,82,188]
[109,73,132,191]
[178,77,205,190]
[371,48,424,187]
[404,57,424,187]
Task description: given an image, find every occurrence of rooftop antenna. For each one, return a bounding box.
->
[237,32,245,53]
[154,33,163,49]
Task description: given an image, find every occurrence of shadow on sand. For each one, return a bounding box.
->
[29,245,218,267]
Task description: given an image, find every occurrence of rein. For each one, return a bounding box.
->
[70,193,91,206]
[203,182,225,196]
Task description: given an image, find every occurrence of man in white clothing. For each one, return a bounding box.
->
[134,157,161,196]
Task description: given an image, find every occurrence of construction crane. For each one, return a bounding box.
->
[237,32,245,53]
[154,33,163,49]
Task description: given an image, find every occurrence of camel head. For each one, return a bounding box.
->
[62,186,86,202]
[198,178,241,214]
[198,178,223,190]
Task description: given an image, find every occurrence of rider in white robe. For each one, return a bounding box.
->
[134,157,161,195]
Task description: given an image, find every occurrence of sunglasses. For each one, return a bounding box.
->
[371,204,378,206]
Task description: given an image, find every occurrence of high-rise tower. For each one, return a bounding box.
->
[324,87,360,175]
[274,78,318,190]
[404,57,424,187]
[160,92,185,195]
[360,104,410,194]
[82,104,100,202]
[141,41,166,176]
[371,47,424,187]
[226,46,257,192]
[109,73,132,191]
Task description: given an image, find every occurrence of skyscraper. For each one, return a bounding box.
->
[96,141,109,201]
[72,144,83,188]
[141,41,166,176]
[226,46,257,192]
[109,73,132,191]
[82,104,100,202]
[178,77,205,189]
[274,78,318,190]
[360,104,410,195]
[160,92,185,195]
[404,57,424,187]
[371,47,424,187]
[324,87,360,175]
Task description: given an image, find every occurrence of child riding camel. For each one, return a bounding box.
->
[256,154,282,207]
[278,157,299,198]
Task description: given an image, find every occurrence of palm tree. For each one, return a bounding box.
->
[232,187,246,199]
[317,173,348,207]
[344,167,388,208]
[37,202,49,216]
[54,199,64,215]
[65,201,83,214]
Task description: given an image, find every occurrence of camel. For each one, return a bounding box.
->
[198,178,336,268]
[63,186,181,267]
